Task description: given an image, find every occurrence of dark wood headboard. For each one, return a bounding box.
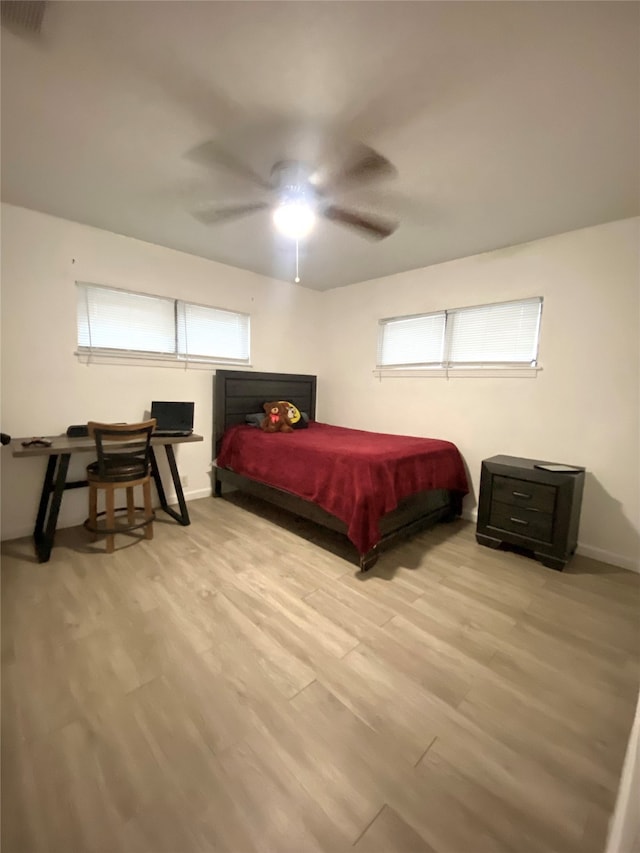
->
[214,369,317,456]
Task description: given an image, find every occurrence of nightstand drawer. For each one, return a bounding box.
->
[492,475,556,513]
[489,501,554,543]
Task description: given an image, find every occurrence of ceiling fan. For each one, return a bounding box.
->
[188,141,399,242]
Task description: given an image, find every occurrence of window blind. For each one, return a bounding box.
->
[77,284,176,354]
[377,297,542,371]
[76,282,250,366]
[446,298,542,366]
[377,312,446,368]
[176,302,250,363]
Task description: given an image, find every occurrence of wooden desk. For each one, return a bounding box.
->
[12,433,204,562]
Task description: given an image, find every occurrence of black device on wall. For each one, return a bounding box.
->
[151,401,195,437]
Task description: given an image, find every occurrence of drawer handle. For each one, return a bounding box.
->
[512,491,531,499]
[510,517,529,525]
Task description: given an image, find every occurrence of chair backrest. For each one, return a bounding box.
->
[87,419,156,479]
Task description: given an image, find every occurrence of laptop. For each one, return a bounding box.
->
[151,401,195,437]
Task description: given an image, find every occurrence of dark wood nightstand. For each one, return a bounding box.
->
[476,455,585,571]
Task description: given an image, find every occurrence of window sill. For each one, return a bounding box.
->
[373,367,542,379]
[75,351,252,370]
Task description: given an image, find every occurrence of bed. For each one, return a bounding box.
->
[213,370,469,571]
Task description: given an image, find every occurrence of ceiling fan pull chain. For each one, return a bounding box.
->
[295,239,300,283]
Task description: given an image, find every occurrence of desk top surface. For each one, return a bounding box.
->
[11,433,204,458]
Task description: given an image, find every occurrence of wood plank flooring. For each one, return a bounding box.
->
[2,492,639,853]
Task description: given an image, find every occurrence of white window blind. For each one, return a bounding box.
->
[377,297,542,372]
[76,282,250,366]
[377,312,445,368]
[446,298,542,366]
[176,302,250,363]
[77,285,176,354]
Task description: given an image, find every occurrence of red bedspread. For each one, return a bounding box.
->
[216,422,469,555]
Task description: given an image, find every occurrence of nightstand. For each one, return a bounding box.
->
[476,455,585,571]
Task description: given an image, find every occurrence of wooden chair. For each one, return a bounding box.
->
[84,420,156,553]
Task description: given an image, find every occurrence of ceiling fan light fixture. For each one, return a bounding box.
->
[272,201,316,240]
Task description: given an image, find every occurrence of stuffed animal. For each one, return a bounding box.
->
[261,401,293,433]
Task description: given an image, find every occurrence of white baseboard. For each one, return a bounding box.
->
[575,544,639,573]
[162,487,212,505]
[461,508,639,573]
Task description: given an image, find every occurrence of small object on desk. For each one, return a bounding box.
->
[21,438,52,448]
[66,424,89,438]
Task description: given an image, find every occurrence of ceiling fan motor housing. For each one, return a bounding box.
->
[270,160,316,203]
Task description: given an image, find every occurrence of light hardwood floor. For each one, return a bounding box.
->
[2,493,639,853]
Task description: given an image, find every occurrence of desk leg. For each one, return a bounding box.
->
[34,453,71,563]
[149,446,191,526]
[34,455,57,541]
[149,447,167,509]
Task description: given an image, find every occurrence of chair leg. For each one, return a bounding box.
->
[105,487,115,553]
[88,485,98,542]
[127,487,135,526]
[143,479,153,540]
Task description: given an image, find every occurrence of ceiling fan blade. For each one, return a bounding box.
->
[192,202,270,226]
[186,140,272,191]
[323,205,398,240]
[323,144,397,193]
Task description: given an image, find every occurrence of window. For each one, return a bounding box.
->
[76,282,250,366]
[377,297,542,376]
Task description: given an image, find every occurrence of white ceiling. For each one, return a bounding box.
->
[1,1,638,291]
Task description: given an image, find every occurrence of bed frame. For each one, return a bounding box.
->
[213,369,462,571]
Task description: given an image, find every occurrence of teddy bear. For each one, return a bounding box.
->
[261,401,293,433]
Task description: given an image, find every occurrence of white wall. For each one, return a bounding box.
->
[319,219,640,571]
[0,204,322,540]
